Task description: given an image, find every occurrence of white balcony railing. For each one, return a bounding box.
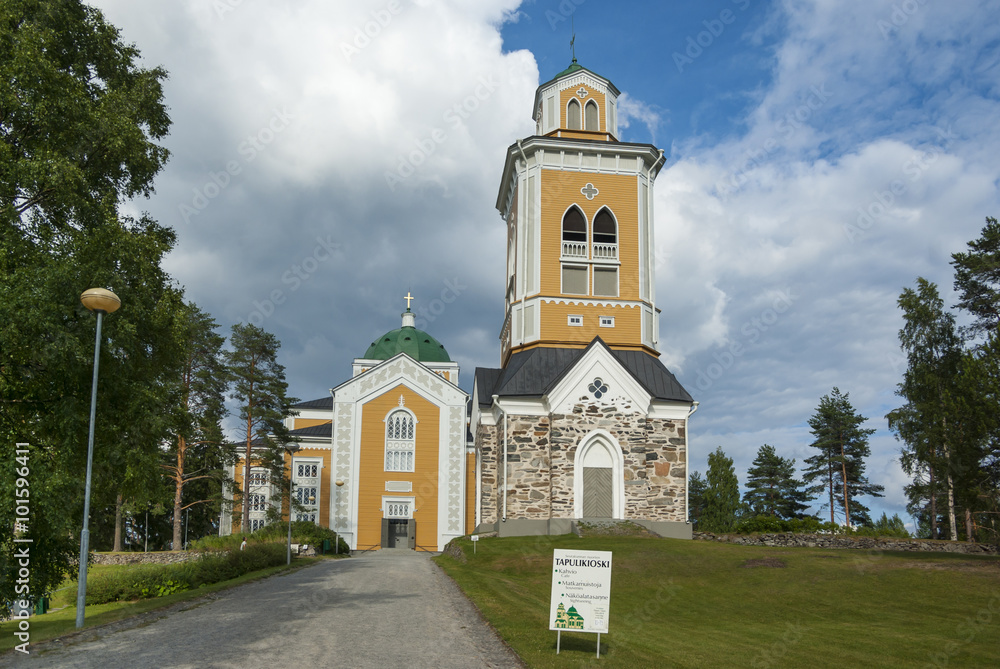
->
[562,240,587,258]
[593,243,618,260]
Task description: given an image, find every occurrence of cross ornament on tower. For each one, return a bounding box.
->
[404,292,414,310]
[581,183,599,200]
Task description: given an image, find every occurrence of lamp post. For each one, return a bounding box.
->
[285,444,300,565]
[335,479,345,554]
[76,288,121,629]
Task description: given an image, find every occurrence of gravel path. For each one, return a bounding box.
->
[5,551,524,669]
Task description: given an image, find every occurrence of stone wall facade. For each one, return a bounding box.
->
[694,532,1000,555]
[476,400,688,526]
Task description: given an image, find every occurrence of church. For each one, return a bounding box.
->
[222,59,696,549]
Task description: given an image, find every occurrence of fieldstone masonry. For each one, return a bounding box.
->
[477,399,687,525]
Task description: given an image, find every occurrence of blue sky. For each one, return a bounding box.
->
[90,0,1000,530]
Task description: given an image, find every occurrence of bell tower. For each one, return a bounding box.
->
[495,60,665,365]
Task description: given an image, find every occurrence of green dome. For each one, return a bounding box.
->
[364,322,451,362]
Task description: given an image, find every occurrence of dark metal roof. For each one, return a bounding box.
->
[289,423,332,439]
[475,338,692,406]
[474,367,503,407]
[293,397,333,410]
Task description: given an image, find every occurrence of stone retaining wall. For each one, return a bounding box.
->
[91,551,205,566]
[693,532,999,555]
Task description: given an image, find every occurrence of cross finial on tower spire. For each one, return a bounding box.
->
[404,291,414,311]
[570,16,577,63]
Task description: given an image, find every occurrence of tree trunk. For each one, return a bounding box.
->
[827,456,835,524]
[839,433,851,528]
[929,464,938,539]
[965,507,974,542]
[113,493,123,552]
[173,434,186,550]
[942,439,958,541]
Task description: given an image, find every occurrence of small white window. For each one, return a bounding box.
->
[386,501,411,518]
[568,315,583,327]
[600,316,615,327]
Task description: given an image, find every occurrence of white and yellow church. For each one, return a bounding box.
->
[223,59,696,549]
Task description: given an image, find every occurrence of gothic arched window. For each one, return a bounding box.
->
[567,98,582,130]
[585,100,599,131]
[385,410,415,472]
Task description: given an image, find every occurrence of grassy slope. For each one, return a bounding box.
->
[435,535,1000,669]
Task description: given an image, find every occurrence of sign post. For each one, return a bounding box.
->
[549,549,613,658]
[470,534,479,554]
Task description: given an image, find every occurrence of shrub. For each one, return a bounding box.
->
[84,543,286,605]
[190,521,348,554]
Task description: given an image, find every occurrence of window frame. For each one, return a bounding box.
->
[384,408,417,473]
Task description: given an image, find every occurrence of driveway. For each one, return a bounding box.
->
[7,551,523,668]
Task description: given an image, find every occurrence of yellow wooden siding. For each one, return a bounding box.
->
[357,385,439,550]
[293,418,331,429]
[559,85,607,132]
[539,303,642,347]
[539,170,641,302]
[555,129,612,142]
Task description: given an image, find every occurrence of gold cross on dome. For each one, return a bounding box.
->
[404,292,414,310]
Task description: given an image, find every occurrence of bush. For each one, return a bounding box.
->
[84,543,286,605]
[732,513,912,538]
[190,521,348,554]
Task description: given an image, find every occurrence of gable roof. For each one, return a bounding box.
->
[475,338,692,406]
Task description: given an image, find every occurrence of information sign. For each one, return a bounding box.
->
[549,549,613,634]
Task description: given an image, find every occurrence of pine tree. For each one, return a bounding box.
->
[225,324,297,532]
[688,471,707,526]
[701,447,742,532]
[802,388,883,527]
[163,304,227,550]
[743,444,809,519]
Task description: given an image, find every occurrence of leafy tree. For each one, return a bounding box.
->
[225,324,297,532]
[163,304,228,550]
[0,0,175,616]
[688,470,707,527]
[701,447,742,533]
[742,444,809,519]
[952,216,1000,338]
[886,279,978,540]
[802,388,883,527]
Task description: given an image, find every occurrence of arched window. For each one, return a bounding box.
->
[385,410,415,472]
[567,98,582,130]
[593,208,617,248]
[585,100,599,131]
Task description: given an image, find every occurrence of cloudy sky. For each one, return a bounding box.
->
[90,0,1000,528]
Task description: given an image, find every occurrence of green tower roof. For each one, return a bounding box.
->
[364,310,451,362]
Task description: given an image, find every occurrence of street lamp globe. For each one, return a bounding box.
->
[80,288,121,314]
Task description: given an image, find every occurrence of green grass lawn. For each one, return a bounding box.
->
[0,558,319,653]
[435,535,1000,669]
